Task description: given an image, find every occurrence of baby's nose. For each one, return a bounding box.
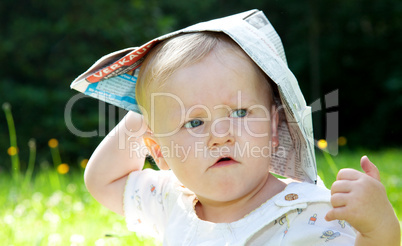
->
[208,118,235,147]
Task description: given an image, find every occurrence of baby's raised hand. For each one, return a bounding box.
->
[325,156,400,245]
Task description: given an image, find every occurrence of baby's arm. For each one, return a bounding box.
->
[325,156,401,246]
[84,111,147,216]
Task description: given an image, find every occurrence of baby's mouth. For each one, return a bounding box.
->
[211,157,238,168]
[217,157,232,162]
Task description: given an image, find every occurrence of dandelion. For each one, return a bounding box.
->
[43,210,61,224]
[47,191,63,207]
[70,234,85,245]
[24,138,36,186]
[7,146,18,156]
[2,102,11,110]
[113,222,125,231]
[80,159,88,168]
[48,233,62,245]
[317,139,328,150]
[63,194,73,205]
[3,102,20,181]
[48,138,59,148]
[61,209,71,220]
[338,136,347,146]
[95,238,108,246]
[13,204,26,217]
[4,214,14,225]
[57,163,69,174]
[73,201,84,212]
[32,192,44,203]
[67,183,77,193]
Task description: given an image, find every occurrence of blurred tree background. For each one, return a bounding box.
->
[1,0,401,171]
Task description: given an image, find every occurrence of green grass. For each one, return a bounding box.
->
[0,149,400,245]
[0,169,158,246]
[316,148,402,218]
[316,148,402,241]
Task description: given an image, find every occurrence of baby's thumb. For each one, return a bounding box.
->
[361,156,381,182]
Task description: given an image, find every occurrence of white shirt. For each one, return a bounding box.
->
[124,169,356,245]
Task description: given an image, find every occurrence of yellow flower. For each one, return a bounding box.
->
[48,139,59,148]
[57,163,69,174]
[338,136,347,146]
[7,146,18,156]
[317,139,328,150]
[28,139,36,148]
[80,159,88,169]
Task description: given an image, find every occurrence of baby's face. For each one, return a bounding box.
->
[148,48,276,202]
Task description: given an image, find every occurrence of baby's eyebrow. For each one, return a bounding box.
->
[172,93,260,119]
[184,106,211,119]
[224,95,258,109]
[213,104,232,112]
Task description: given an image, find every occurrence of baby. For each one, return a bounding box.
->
[82,13,400,246]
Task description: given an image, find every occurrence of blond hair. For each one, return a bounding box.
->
[135,32,277,116]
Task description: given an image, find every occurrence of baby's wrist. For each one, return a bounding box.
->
[356,213,400,246]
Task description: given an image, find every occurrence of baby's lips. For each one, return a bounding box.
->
[210,156,239,168]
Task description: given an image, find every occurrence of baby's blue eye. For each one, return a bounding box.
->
[231,109,248,118]
[184,119,204,128]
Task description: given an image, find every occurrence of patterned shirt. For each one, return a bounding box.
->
[124,169,356,245]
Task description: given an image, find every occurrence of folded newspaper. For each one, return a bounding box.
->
[70,9,317,184]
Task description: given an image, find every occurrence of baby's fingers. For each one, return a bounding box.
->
[336,168,362,181]
[330,180,353,195]
[361,156,381,182]
[325,206,348,222]
[330,193,348,208]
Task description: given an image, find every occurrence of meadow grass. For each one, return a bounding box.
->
[0,168,158,246]
[317,148,402,243]
[1,148,401,245]
[317,148,402,218]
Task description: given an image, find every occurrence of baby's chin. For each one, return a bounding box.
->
[195,179,262,201]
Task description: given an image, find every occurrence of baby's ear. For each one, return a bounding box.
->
[271,105,280,133]
[142,133,169,170]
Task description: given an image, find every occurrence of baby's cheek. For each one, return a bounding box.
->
[162,138,205,163]
[241,119,270,137]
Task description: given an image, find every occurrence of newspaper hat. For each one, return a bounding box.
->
[71,9,317,184]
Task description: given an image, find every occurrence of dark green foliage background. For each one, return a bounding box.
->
[1,0,401,170]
